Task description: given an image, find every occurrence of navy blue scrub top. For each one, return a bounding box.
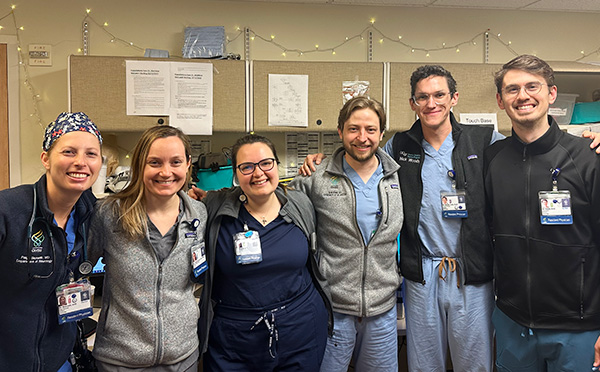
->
[212,204,312,309]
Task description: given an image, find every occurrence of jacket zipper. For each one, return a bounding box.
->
[580,257,585,319]
[155,264,164,364]
[523,146,534,328]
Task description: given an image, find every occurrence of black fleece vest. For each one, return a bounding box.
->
[392,116,494,285]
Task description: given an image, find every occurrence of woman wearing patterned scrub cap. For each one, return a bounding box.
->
[0,112,103,372]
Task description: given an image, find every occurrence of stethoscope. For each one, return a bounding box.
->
[27,187,92,279]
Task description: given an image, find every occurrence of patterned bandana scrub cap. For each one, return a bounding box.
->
[42,112,103,151]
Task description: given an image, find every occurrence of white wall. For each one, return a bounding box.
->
[6,0,600,183]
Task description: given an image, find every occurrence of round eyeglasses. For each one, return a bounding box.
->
[501,82,546,97]
[236,158,276,175]
[412,92,451,106]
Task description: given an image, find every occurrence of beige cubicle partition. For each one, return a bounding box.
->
[252,61,384,132]
[389,62,506,133]
[69,55,246,132]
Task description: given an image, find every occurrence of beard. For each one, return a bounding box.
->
[344,143,378,163]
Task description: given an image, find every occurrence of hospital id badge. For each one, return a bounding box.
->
[539,190,573,225]
[56,278,93,324]
[441,190,468,218]
[233,230,262,265]
[191,242,208,277]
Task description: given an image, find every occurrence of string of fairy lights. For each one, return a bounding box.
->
[2,5,600,128]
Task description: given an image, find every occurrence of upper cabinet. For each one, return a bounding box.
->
[388,62,505,132]
[252,61,384,132]
[69,55,246,132]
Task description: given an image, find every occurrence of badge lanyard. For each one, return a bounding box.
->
[539,168,573,225]
[440,169,468,218]
[233,222,263,265]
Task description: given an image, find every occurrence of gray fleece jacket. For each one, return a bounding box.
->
[88,191,207,367]
[289,147,403,317]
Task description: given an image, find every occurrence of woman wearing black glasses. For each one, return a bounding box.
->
[0,112,103,372]
[197,134,332,372]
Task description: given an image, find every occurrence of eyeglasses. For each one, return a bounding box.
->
[236,158,276,175]
[412,92,452,106]
[501,82,546,97]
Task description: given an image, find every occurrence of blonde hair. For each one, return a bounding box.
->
[106,125,192,239]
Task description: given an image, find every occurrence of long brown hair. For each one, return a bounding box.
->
[106,125,192,238]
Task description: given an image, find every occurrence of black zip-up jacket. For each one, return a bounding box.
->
[484,117,600,330]
[0,175,96,371]
[392,113,494,285]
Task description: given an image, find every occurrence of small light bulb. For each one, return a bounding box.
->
[508,41,512,45]
[581,50,585,54]
[442,42,446,47]
[411,49,415,53]
[315,44,319,49]
[398,36,402,40]
[129,42,133,46]
[0,26,4,30]
[270,35,275,40]
[86,8,91,14]
[236,26,240,31]
[11,4,16,9]
[17,46,21,51]
[251,36,255,40]
[456,48,460,53]
[379,39,383,44]
[282,52,286,57]
[497,33,501,37]
[125,154,130,159]
[110,39,115,43]
[19,26,24,30]
[77,48,82,52]
[370,18,375,24]
[426,52,430,57]
[103,22,108,27]
[332,50,336,55]
[345,37,349,41]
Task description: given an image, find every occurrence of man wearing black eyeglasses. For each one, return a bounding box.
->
[485,55,600,372]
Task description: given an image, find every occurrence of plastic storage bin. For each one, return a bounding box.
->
[570,101,600,124]
[549,93,579,125]
[196,166,233,191]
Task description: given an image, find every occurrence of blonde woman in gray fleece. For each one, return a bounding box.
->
[89,126,207,371]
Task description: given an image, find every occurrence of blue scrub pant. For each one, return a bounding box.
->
[493,306,600,372]
[204,285,328,372]
[319,304,398,372]
[404,256,495,372]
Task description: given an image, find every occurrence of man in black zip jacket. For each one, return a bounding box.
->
[485,54,600,371]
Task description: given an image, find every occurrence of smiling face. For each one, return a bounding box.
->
[338,107,383,165]
[142,136,191,200]
[410,75,458,132]
[497,69,557,130]
[235,142,279,202]
[42,131,102,197]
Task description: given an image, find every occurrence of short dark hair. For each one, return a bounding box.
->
[337,96,386,133]
[410,65,457,97]
[494,55,555,93]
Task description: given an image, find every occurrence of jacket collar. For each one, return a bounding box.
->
[509,115,562,156]
[214,186,290,219]
[34,174,96,224]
